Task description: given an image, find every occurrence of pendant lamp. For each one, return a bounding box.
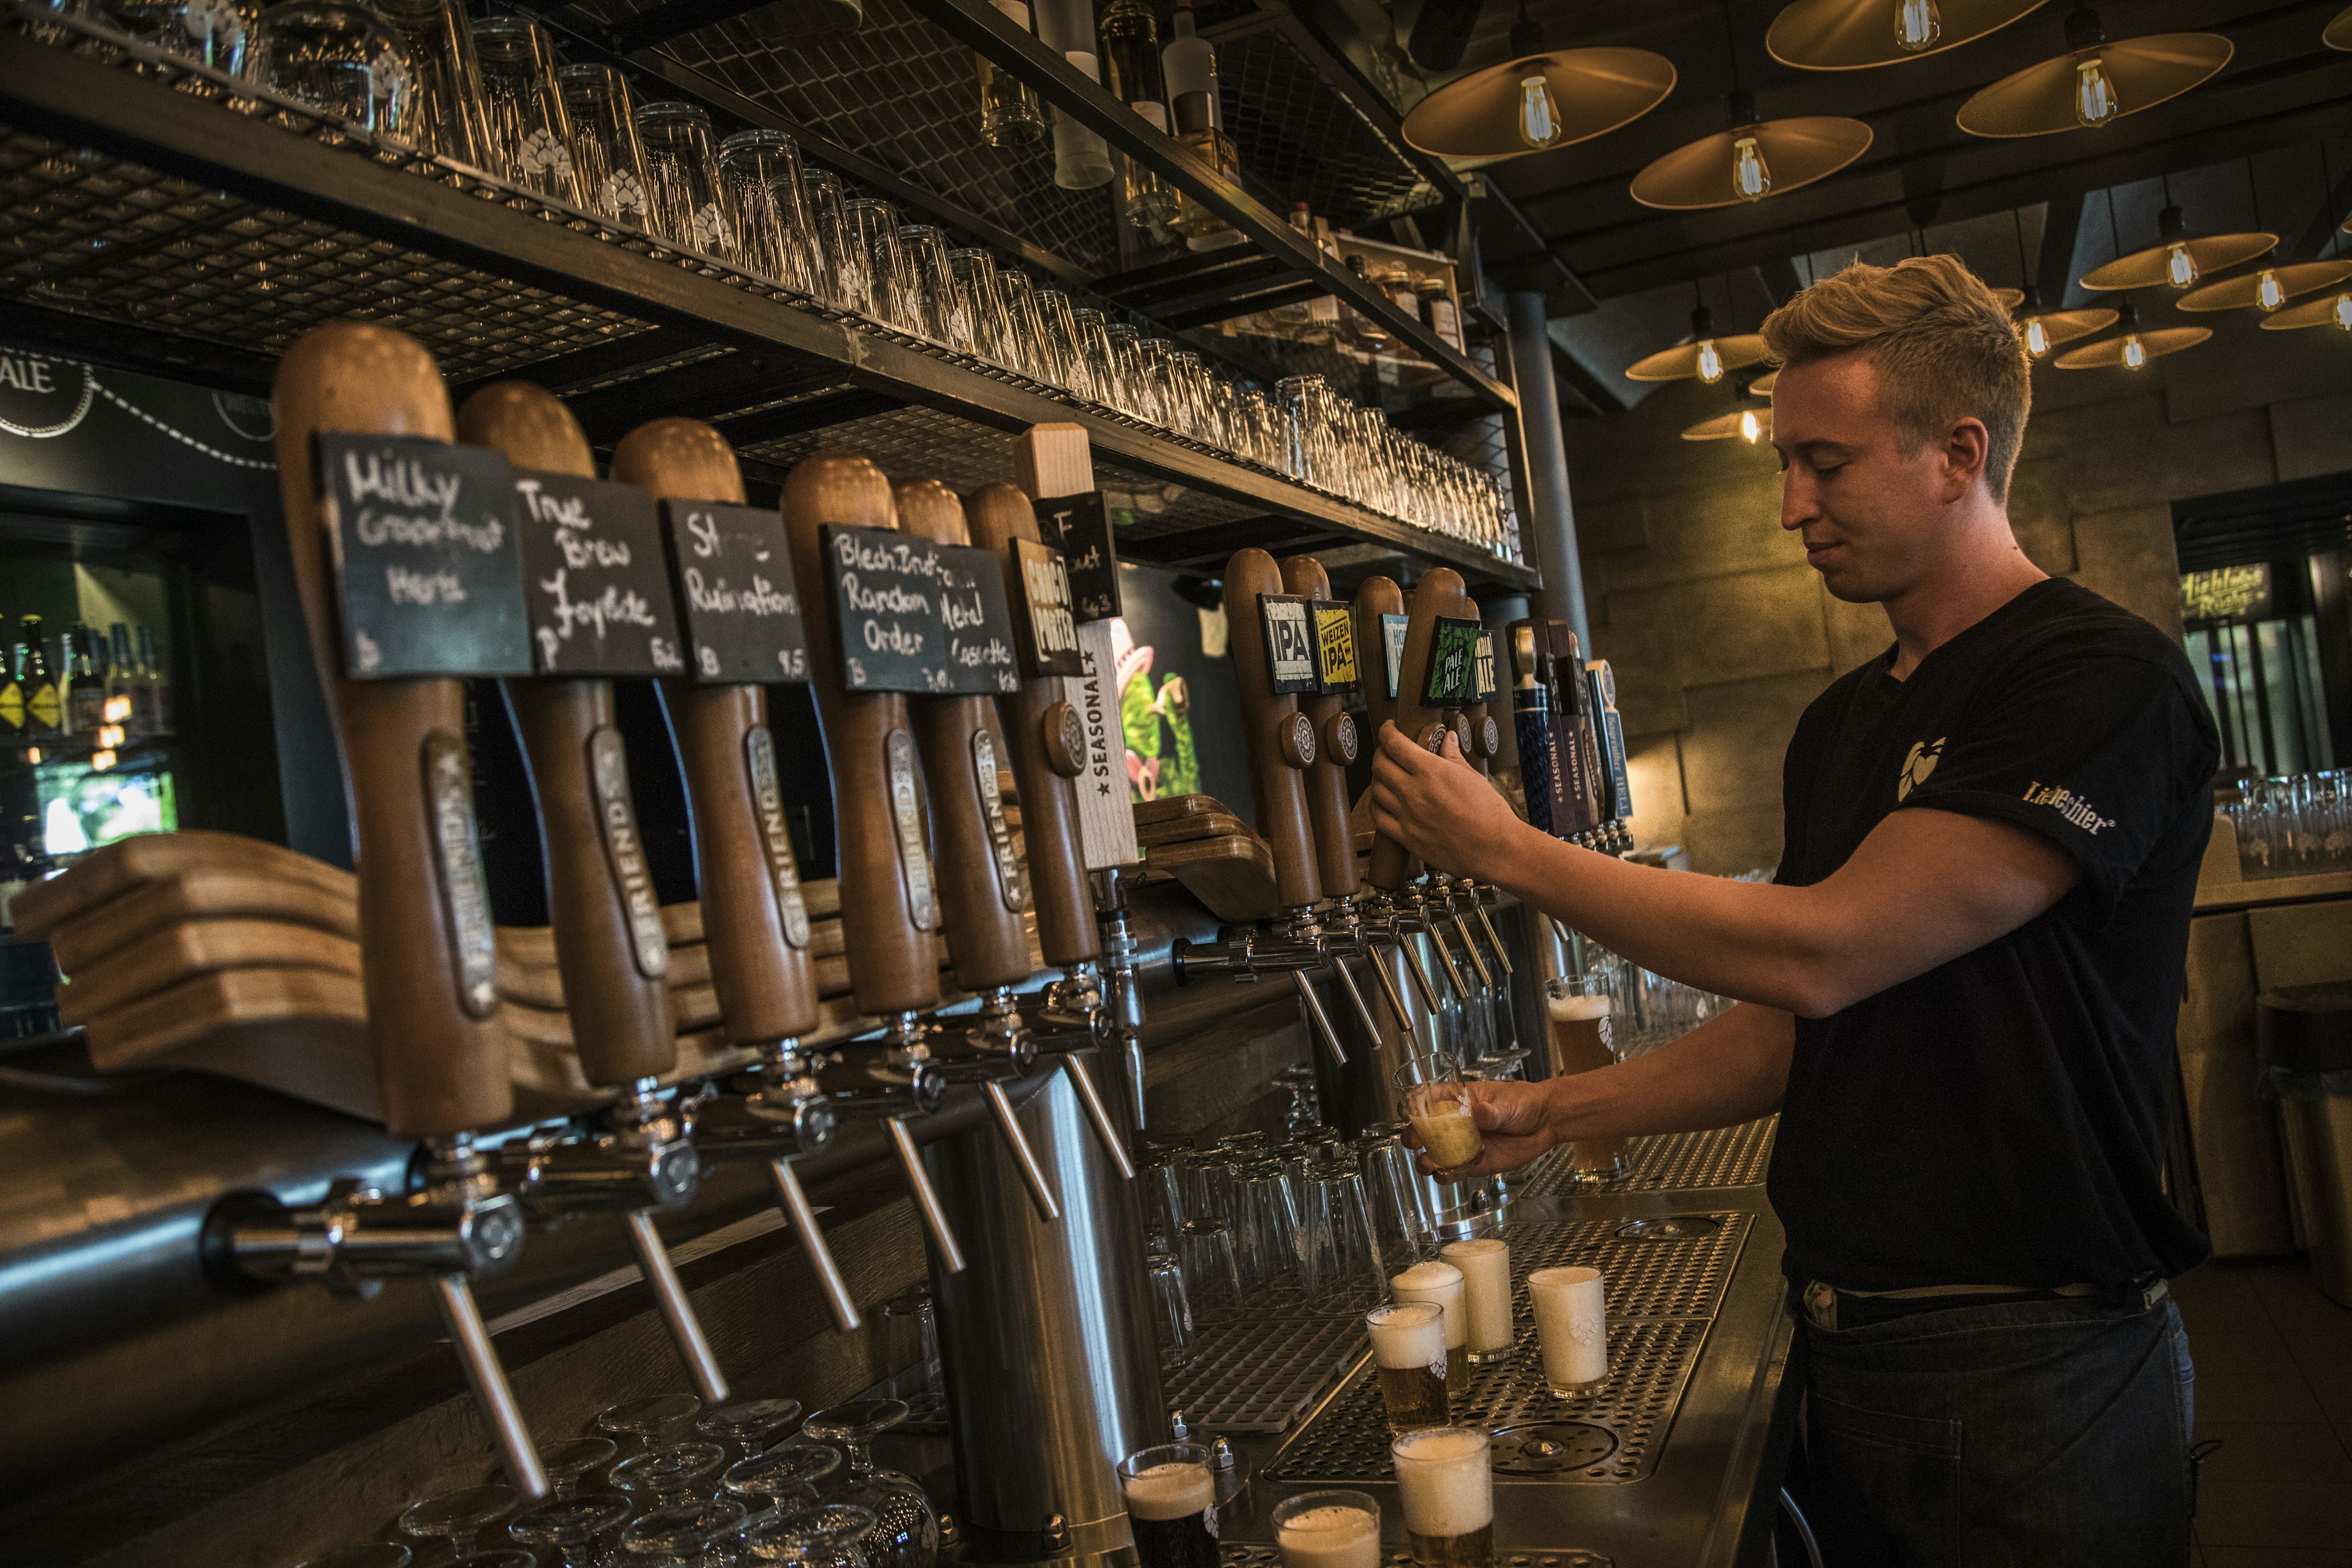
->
[2327,4,2352,50]
[2078,199,2273,293]
[1627,304,1771,383]
[1768,0,2051,70]
[1957,4,2231,138]
[2177,260,2352,313]
[1683,397,1774,443]
[2012,285,2117,359]
[1632,92,1874,209]
[1400,2,1675,160]
[2259,290,2352,331]
[2052,297,2209,369]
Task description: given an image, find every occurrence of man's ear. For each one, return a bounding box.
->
[1944,417,1991,500]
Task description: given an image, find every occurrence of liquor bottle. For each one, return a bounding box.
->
[1417,274,1464,352]
[1161,0,1219,124]
[106,624,136,735]
[977,0,1047,146]
[66,624,107,736]
[1097,0,1178,232]
[1344,254,1393,352]
[1309,214,1343,333]
[1170,91,1238,238]
[135,624,171,734]
[1033,0,1113,189]
[20,616,59,741]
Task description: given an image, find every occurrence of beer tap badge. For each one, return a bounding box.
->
[314,432,532,679]
[1008,536,1084,679]
[513,469,686,679]
[1257,594,1319,695]
[1422,616,1483,706]
[1313,600,1359,693]
[1470,628,1499,703]
[816,524,1019,696]
[658,500,811,685]
[1039,491,1121,623]
[1381,613,1409,698]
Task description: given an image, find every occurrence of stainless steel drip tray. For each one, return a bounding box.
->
[1261,1213,1752,1487]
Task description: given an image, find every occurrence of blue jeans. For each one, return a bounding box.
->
[1795,1294,2195,1567]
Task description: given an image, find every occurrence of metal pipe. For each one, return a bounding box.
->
[1363,941,1414,1029]
[1395,932,1444,1013]
[624,1210,729,1404]
[887,1117,968,1273]
[765,1156,861,1334]
[1506,289,1592,651]
[1450,914,1496,993]
[1472,900,1514,978]
[1329,957,1382,1046]
[431,1275,549,1500]
[1291,970,1349,1066]
[984,1080,1064,1222]
[1061,1055,1137,1181]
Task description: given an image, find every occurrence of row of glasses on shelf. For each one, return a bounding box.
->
[1272,375,1521,562]
[2224,770,2351,879]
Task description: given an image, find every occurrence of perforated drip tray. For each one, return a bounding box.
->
[1167,1315,1367,1433]
[1512,1117,1777,1199]
[1219,1548,1615,1568]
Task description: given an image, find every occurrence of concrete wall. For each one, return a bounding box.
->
[1562,313,2352,876]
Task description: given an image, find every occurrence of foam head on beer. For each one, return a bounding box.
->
[1390,1426,1494,1561]
[1272,1491,1381,1568]
[1390,1261,1467,1349]
[1366,1300,1447,1369]
[1439,1237,1513,1360]
[1544,992,1610,1023]
[1122,1461,1216,1520]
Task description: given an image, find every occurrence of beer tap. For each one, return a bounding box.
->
[605,418,862,1331]
[894,478,1131,1182]
[1343,574,1447,1020]
[781,453,1061,1234]
[1168,548,1354,1069]
[207,323,545,1496]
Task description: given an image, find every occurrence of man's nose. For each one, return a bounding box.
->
[1780,470,1816,532]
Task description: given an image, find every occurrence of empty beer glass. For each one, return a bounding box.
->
[1365,1300,1449,1434]
[1394,1053,1482,1173]
[1360,1126,1436,1265]
[799,1400,937,1568]
[620,1498,748,1564]
[371,0,483,159]
[1528,1265,1609,1398]
[1030,285,1088,395]
[110,0,268,76]
[1272,1490,1382,1568]
[1148,1250,1195,1367]
[1441,1237,1514,1364]
[1298,1159,1387,1308]
[1177,1216,1243,1317]
[556,64,652,230]
[717,130,814,292]
[724,1439,840,1512]
[263,0,415,140]
[472,17,578,204]
[634,100,729,254]
[612,1442,729,1509]
[946,248,1012,364]
[1390,1428,1493,1568]
[742,1503,875,1567]
[596,1393,704,1454]
[897,224,967,347]
[801,170,860,311]
[537,1436,617,1499]
[1232,1158,1300,1289]
[841,198,914,331]
[1117,1442,1220,1568]
[397,1485,517,1559]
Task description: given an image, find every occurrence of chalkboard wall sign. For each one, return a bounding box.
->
[1039,491,1120,623]
[935,543,1020,696]
[1311,600,1359,693]
[1422,615,1483,706]
[660,499,811,685]
[1257,594,1317,695]
[1009,536,1083,679]
[315,432,533,678]
[514,469,687,678]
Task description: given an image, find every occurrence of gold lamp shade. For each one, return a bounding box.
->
[2177,260,2352,312]
[1631,113,1873,209]
[2016,306,2117,358]
[1750,368,1780,395]
[1956,25,2231,138]
[1990,287,2026,309]
[1401,48,1677,159]
[2327,3,2352,50]
[2052,324,2209,369]
[1683,406,1775,443]
[2079,206,2275,291]
[2260,292,2352,331]
[1768,0,2052,70]
[1627,333,1771,382]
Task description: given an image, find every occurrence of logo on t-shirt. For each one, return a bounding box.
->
[1897,737,1945,801]
[2023,780,2116,835]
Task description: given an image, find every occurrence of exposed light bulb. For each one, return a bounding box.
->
[90,749,116,772]
[1739,409,1763,443]
[2165,242,2199,289]
[1695,338,1725,383]
[1517,72,1562,149]
[1894,0,1941,52]
[2333,293,2352,333]
[2255,269,2285,311]
[2121,333,2148,369]
[2073,55,2119,128]
[2024,317,2052,358]
[1731,135,1771,203]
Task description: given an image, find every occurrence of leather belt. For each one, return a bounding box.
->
[1802,1276,2169,1331]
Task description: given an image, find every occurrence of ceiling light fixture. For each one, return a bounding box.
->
[1767,0,2049,70]
[2327,4,2351,50]
[2005,208,2114,359]
[1628,298,1772,384]
[2177,260,2352,314]
[1400,2,1675,162]
[2052,297,2211,370]
[1956,4,2231,138]
[2259,290,2352,331]
[1634,6,1871,211]
[2078,191,2274,293]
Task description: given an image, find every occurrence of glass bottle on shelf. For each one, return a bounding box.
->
[1161,0,1219,121]
[1417,275,1463,352]
[1170,91,1238,239]
[976,0,1047,146]
[1376,261,1420,321]
[1345,254,1393,352]
[20,617,58,741]
[135,624,170,734]
[66,625,107,737]
[1310,214,1343,334]
[105,624,137,736]
[1096,0,1178,233]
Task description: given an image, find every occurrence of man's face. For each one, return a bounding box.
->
[1771,351,1964,604]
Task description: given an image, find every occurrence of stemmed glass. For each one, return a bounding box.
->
[742,1503,876,1567]
[597,1393,705,1456]
[538,1437,619,1499]
[723,1438,842,1515]
[619,1499,748,1566]
[508,1494,632,1568]
[397,1485,518,1559]
[293,1547,412,1568]
[611,1442,731,1510]
[697,1397,804,1464]
[797,1401,938,1568]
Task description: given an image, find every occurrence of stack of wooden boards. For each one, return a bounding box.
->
[12,831,959,1121]
[1132,796,1279,921]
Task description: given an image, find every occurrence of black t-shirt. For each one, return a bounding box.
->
[1768,577,2218,1292]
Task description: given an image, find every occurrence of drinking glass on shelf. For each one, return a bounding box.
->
[1390,1428,1493,1568]
[798,1400,938,1568]
[398,1484,519,1560]
[619,1498,748,1566]
[1029,285,1087,394]
[1106,323,1157,423]
[612,1442,731,1509]
[471,17,578,204]
[1297,1159,1387,1308]
[538,1436,618,1499]
[596,1393,706,1455]
[697,1396,804,1463]
[107,0,268,77]
[800,170,859,311]
[1141,1147,1186,1251]
[1365,1300,1449,1434]
[634,100,731,255]
[841,198,917,331]
[1528,1265,1609,1399]
[367,0,483,159]
[508,1494,632,1568]
[723,1439,842,1513]
[1116,1442,1221,1568]
[1176,1216,1243,1317]
[717,130,815,293]
[263,1,416,140]
[1148,1250,1195,1367]
[1272,1490,1381,1568]
[946,248,1012,364]
[1071,308,1117,404]
[897,224,967,347]
[1393,1053,1482,1174]
[742,1503,876,1568]
[556,64,652,230]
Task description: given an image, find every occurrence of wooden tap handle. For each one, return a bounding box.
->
[1279,555,1358,902]
[1367,567,1464,891]
[1455,588,1496,778]
[964,482,1098,969]
[609,420,820,1047]
[783,455,941,1019]
[457,383,677,1088]
[895,480,1032,995]
[271,323,509,1139]
[1223,548,1321,911]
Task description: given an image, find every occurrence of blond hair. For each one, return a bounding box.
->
[1760,254,2031,503]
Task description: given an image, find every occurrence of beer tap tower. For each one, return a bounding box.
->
[205,323,547,1496]
[602,421,897,1325]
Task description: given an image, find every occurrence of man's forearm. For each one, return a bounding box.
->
[1545,1001,1793,1142]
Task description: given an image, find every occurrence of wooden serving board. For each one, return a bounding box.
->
[1145,834,1280,922]
[1134,794,1226,827]
[57,919,361,1027]
[12,831,356,938]
[1137,807,1253,848]
[79,964,373,1105]
[45,875,362,976]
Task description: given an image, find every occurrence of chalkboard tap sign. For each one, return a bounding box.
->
[1256,594,1318,695]
[816,524,1020,696]
[660,500,812,685]
[514,469,687,677]
[314,432,533,678]
[1312,600,1359,693]
[1008,536,1084,679]
[1038,490,1120,623]
[1421,616,1483,707]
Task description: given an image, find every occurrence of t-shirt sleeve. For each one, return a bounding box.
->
[1895,646,2218,916]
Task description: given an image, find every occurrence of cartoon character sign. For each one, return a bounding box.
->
[1115,617,1198,802]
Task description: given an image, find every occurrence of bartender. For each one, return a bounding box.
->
[1370,256,2217,1568]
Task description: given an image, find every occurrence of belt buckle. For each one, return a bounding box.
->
[1803,1280,1838,1330]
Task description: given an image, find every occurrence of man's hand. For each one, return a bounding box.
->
[1368,721,1526,880]
[1402,1079,1559,1180]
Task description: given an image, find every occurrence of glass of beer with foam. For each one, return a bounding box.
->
[1392,1052,1482,1173]
[1390,1427,1493,1568]
[1365,1300,1449,1433]
[1117,1443,1221,1568]
[1273,1491,1381,1568]
[1542,974,1624,1182]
